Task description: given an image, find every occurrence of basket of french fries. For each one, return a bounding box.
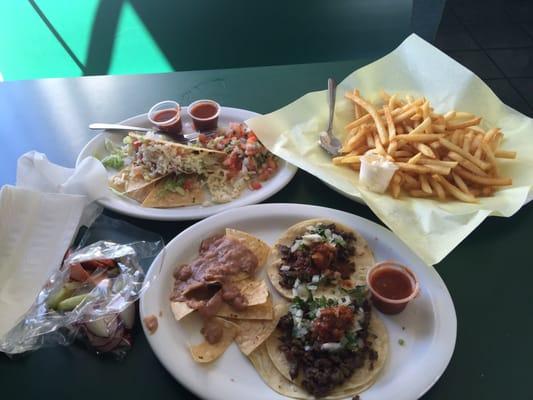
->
[334,90,516,203]
[246,34,533,265]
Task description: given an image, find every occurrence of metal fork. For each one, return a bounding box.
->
[318,78,342,156]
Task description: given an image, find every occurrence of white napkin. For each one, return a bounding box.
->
[0,152,108,338]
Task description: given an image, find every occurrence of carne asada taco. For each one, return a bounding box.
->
[268,219,375,300]
[252,287,388,399]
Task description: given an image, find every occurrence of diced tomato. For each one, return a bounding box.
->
[229,122,244,137]
[95,258,116,268]
[198,133,209,145]
[250,181,262,190]
[183,178,194,190]
[70,263,90,282]
[247,134,257,142]
[258,170,271,181]
[133,140,142,150]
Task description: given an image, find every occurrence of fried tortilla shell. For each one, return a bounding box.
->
[141,174,204,208]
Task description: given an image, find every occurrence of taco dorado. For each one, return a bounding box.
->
[251,287,388,399]
[108,132,224,205]
[268,219,375,300]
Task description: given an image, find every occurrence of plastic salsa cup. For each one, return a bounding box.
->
[366,261,419,315]
[187,99,220,132]
[148,100,183,137]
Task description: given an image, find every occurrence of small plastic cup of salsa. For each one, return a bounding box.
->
[148,100,182,136]
[187,99,220,132]
[366,261,419,315]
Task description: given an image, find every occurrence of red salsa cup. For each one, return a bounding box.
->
[366,261,419,315]
[148,100,183,137]
[187,99,220,132]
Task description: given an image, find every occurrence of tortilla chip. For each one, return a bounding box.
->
[234,303,285,355]
[233,279,269,306]
[216,295,274,320]
[141,175,204,208]
[225,228,271,268]
[268,219,375,300]
[189,318,239,363]
[170,301,194,320]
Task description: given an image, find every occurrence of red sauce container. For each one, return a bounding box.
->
[366,261,419,315]
[148,100,183,137]
[187,99,220,132]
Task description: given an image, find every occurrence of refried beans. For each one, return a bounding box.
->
[170,235,258,343]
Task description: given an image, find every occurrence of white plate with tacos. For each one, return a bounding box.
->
[140,203,456,400]
[76,107,297,220]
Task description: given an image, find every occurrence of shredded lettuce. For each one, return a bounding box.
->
[100,138,128,170]
[101,153,124,169]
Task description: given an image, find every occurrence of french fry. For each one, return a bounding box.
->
[454,166,512,186]
[481,142,499,176]
[439,138,491,170]
[341,127,367,153]
[419,174,432,194]
[494,149,517,159]
[332,154,361,165]
[390,173,402,198]
[388,94,398,110]
[446,117,482,130]
[419,159,458,168]
[383,105,396,140]
[415,143,436,159]
[444,111,456,121]
[447,152,488,176]
[353,89,365,119]
[463,131,473,154]
[393,150,413,158]
[349,93,389,144]
[339,89,515,203]
[429,176,446,200]
[392,134,444,142]
[408,152,423,164]
[402,173,420,189]
[409,189,433,198]
[433,175,478,203]
[451,172,471,194]
[374,133,386,155]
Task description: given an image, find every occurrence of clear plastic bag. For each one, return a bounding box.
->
[0,215,164,358]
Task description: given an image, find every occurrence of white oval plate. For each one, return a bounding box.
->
[140,203,456,400]
[76,107,297,220]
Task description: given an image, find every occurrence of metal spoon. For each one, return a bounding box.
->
[318,78,342,156]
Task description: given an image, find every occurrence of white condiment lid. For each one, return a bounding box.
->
[359,150,398,193]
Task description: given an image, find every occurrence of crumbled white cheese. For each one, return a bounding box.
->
[311,275,320,283]
[280,265,291,272]
[301,233,324,245]
[290,239,303,252]
[321,342,342,351]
